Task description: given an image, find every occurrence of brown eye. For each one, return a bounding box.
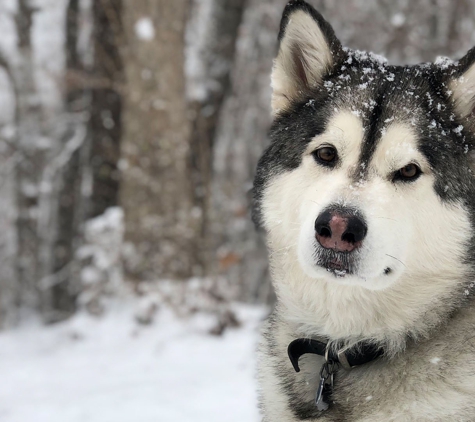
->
[394,163,421,182]
[313,146,337,166]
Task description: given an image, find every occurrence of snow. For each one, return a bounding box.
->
[344,48,388,66]
[33,0,68,114]
[184,0,215,101]
[77,0,93,67]
[434,56,454,70]
[391,13,405,28]
[77,207,124,294]
[134,17,155,41]
[0,300,266,422]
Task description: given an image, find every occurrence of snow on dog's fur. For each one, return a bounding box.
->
[254,1,475,420]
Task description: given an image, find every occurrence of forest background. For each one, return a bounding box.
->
[0,1,474,420]
[2,0,475,325]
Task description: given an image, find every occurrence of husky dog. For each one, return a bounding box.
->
[254,1,475,421]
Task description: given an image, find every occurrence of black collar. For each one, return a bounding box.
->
[288,338,384,371]
[287,338,384,411]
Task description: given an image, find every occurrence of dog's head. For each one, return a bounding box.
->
[253,0,475,293]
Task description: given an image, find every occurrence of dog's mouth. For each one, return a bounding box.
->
[315,250,394,279]
[315,250,356,278]
[322,260,351,277]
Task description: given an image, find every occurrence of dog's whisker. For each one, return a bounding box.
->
[385,254,406,268]
[308,200,323,206]
[269,244,297,256]
[374,216,398,222]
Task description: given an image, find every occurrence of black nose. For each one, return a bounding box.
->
[315,207,367,252]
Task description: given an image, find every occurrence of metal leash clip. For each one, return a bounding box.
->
[315,347,338,411]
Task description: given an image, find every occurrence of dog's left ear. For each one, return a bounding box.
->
[271,1,344,115]
[448,47,475,128]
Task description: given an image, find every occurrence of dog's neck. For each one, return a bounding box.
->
[274,264,468,355]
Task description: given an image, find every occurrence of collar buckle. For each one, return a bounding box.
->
[336,346,352,370]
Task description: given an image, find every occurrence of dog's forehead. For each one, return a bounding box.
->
[327,61,434,123]
[318,109,423,173]
[322,63,450,171]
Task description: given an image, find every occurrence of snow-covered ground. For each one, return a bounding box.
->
[0,300,266,422]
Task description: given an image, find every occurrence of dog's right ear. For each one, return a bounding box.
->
[271,1,343,115]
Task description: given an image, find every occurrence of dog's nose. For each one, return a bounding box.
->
[315,208,367,252]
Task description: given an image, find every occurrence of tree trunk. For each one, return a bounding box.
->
[0,52,18,326]
[211,0,285,303]
[88,0,123,219]
[48,0,123,320]
[120,0,196,281]
[186,0,246,275]
[14,0,45,311]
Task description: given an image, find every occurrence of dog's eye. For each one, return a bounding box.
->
[393,163,421,182]
[313,146,337,166]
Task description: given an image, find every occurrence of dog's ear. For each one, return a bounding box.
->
[271,1,343,115]
[448,47,475,128]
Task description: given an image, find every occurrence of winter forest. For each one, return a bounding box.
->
[1,0,475,420]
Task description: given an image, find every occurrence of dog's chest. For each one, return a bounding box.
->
[327,356,473,421]
[291,335,474,421]
[260,307,475,421]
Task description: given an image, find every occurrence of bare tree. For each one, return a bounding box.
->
[212,0,286,303]
[13,0,46,312]
[120,0,196,281]
[186,0,246,274]
[88,0,123,218]
[45,0,84,320]
[0,50,18,326]
[49,0,124,319]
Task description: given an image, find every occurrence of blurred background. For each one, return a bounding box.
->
[1,0,475,421]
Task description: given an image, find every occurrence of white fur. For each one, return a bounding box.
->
[271,10,333,114]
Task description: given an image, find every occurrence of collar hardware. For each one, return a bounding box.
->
[288,338,384,412]
[288,338,384,372]
[336,346,352,370]
[315,358,337,411]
